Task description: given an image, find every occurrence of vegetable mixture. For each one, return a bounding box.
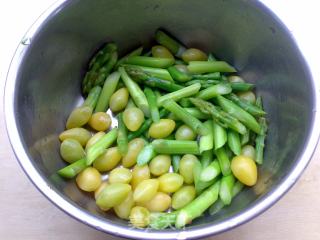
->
[57,29,268,229]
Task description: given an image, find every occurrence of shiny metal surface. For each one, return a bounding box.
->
[4,0,320,239]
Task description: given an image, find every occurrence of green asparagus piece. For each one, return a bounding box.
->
[256,96,263,108]
[82,86,102,109]
[241,130,250,146]
[227,130,241,155]
[157,83,201,106]
[196,83,232,100]
[209,181,244,215]
[82,43,117,94]
[175,181,220,228]
[179,98,193,108]
[125,98,136,109]
[199,120,214,153]
[95,71,120,112]
[167,65,192,82]
[213,121,227,150]
[84,50,118,94]
[162,99,208,136]
[230,82,254,92]
[144,87,160,123]
[208,53,217,62]
[191,72,221,80]
[117,113,128,156]
[215,147,231,176]
[255,117,267,165]
[124,64,173,81]
[193,160,216,194]
[124,56,174,68]
[169,107,210,120]
[172,155,181,173]
[219,174,235,205]
[127,109,168,141]
[216,95,261,134]
[200,160,221,182]
[137,144,156,166]
[200,150,213,168]
[155,30,186,57]
[188,61,236,74]
[227,93,266,117]
[115,46,143,69]
[88,43,117,71]
[57,158,87,178]
[86,128,118,165]
[190,98,247,135]
[119,67,150,117]
[185,79,221,88]
[152,139,200,155]
[127,67,183,92]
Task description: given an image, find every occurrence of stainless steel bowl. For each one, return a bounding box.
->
[5,0,320,239]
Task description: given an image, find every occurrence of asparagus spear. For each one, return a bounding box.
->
[241,130,250,146]
[200,150,213,168]
[124,56,174,68]
[185,79,221,88]
[172,155,181,173]
[219,174,235,205]
[115,46,143,69]
[83,48,119,95]
[191,72,221,80]
[137,144,156,166]
[216,95,261,134]
[119,67,150,117]
[127,67,183,92]
[188,61,236,74]
[175,181,220,228]
[215,147,231,176]
[227,93,266,117]
[95,71,120,112]
[208,53,217,62]
[117,113,128,156]
[124,64,173,81]
[157,83,201,106]
[227,130,241,155]
[86,128,118,165]
[199,120,214,153]
[193,161,216,194]
[179,98,193,108]
[162,99,208,136]
[196,83,232,100]
[152,139,200,155]
[88,43,116,71]
[155,29,186,57]
[189,98,247,135]
[125,98,136,109]
[255,117,267,165]
[144,87,160,122]
[200,160,221,182]
[230,82,254,92]
[167,65,192,82]
[57,158,87,178]
[209,181,244,215]
[82,86,102,109]
[213,121,227,150]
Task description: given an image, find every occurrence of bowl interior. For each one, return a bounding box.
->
[12,0,314,237]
